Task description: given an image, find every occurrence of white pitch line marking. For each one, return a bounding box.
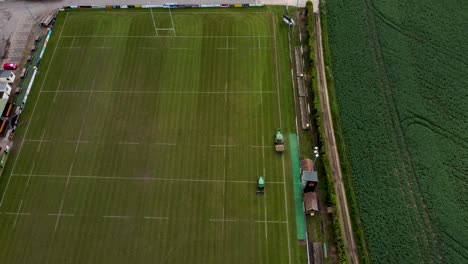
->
[151,142,176,146]
[5,212,30,216]
[12,200,24,230]
[48,213,74,217]
[24,139,52,143]
[168,7,176,36]
[74,130,82,153]
[103,215,133,219]
[12,173,285,184]
[0,13,69,208]
[87,78,95,103]
[53,199,66,231]
[36,129,46,152]
[144,216,169,220]
[40,90,276,94]
[53,80,61,103]
[60,35,274,38]
[254,220,287,224]
[25,162,36,187]
[149,2,158,36]
[53,162,74,232]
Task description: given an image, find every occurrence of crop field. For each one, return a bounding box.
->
[324,0,468,263]
[0,8,305,263]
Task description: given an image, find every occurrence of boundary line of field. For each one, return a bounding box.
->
[73,11,271,15]
[59,35,274,38]
[39,90,276,94]
[0,13,70,208]
[11,173,286,184]
[272,12,292,264]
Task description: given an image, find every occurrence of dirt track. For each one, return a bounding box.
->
[312,7,360,264]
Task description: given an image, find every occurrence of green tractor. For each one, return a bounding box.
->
[274,128,285,153]
[256,176,265,195]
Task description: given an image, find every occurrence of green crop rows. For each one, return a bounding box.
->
[324,0,468,263]
[0,8,305,263]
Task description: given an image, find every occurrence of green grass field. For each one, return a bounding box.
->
[0,8,306,263]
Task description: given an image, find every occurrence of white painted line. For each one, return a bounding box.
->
[103,215,133,219]
[53,199,66,232]
[12,173,285,184]
[0,13,70,208]
[251,145,271,148]
[74,131,82,153]
[4,212,30,216]
[53,161,74,232]
[12,200,23,230]
[48,213,74,217]
[149,3,158,36]
[87,78,95,103]
[168,7,176,36]
[66,162,74,187]
[170,48,190,50]
[24,139,51,143]
[151,142,176,146]
[61,35,273,38]
[139,47,159,50]
[209,144,236,148]
[25,162,35,188]
[254,220,287,224]
[53,80,61,103]
[40,90,276,94]
[216,48,237,50]
[36,129,46,152]
[144,216,169,220]
[84,11,270,15]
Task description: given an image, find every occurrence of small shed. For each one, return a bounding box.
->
[0,71,15,84]
[302,170,318,192]
[303,191,318,216]
[301,158,314,172]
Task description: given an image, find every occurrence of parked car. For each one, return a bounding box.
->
[3,63,18,70]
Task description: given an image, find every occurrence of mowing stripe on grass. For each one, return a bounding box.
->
[11,173,285,184]
[288,134,306,241]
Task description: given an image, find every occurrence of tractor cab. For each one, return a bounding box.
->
[274,128,285,153]
[257,176,265,195]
